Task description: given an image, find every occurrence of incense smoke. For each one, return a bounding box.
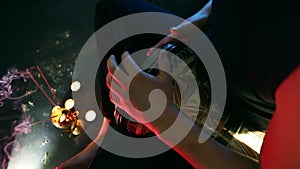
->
[0,68,37,107]
[0,68,36,169]
[0,113,32,169]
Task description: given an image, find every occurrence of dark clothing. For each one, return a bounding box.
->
[95,0,299,131]
[209,0,299,130]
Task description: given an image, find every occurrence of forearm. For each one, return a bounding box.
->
[170,0,212,36]
[81,117,111,154]
[150,106,260,169]
[106,51,259,168]
[174,126,259,169]
[187,0,212,26]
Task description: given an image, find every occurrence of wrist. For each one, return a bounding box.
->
[188,13,209,29]
[148,104,178,135]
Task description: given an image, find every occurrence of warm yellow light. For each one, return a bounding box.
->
[72,120,84,135]
[232,131,265,153]
[85,110,96,122]
[59,114,66,123]
[70,81,81,92]
[64,99,75,110]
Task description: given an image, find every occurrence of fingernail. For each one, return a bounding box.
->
[110,55,115,60]
[170,27,178,35]
[147,48,155,56]
[124,51,130,56]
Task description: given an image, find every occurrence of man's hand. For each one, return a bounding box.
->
[106,51,174,130]
[147,0,212,56]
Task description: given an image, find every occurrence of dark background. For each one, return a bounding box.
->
[0,0,98,74]
[0,1,99,168]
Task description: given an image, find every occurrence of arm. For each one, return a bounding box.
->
[87,117,111,151]
[175,0,212,30]
[76,117,111,159]
[106,52,260,169]
[151,106,259,169]
[147,0,212,56]
[57,117,111,169]
[190,0,212,21]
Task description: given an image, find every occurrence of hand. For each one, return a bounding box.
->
[147,0,211,56]
[106,51,174,131]
[147,18,208,56]
[146,23,188,57]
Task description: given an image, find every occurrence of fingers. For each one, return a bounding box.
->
[107,55,118,75]
[107,52,140,107]
[147,24,187,57]
[157,50,172,83]
[120,51,142,76]
[107,55,128,88]
[107,73,124,107]
[147,21,196,57]
[109,91,121,107]
[173,20,198,42]
[147,36,174,56]
[106,74,125,96]
[170,26,179,35]
[106,51,142,92]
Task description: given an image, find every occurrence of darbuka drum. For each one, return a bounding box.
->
[104,41,260,160]
[112,41,211,137]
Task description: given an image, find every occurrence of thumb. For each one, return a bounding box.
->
[157,50,172,83]
[170,21,194,42]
